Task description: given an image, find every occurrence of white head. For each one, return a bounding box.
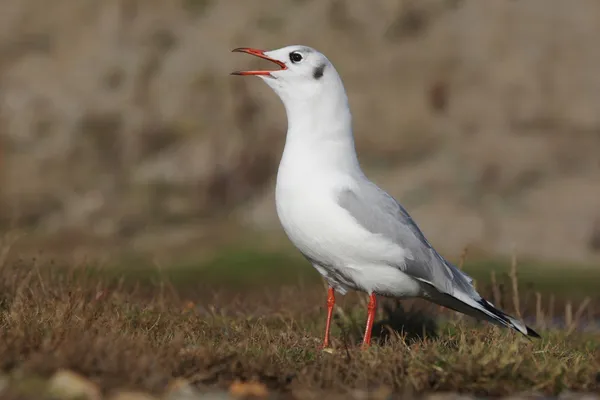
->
[231,45,351,131]
[232,45,358,172]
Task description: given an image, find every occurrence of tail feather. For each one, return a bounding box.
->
[419,280,541,338]
[477,297,541,338]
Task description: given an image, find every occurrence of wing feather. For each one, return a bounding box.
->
[337,180,475,295]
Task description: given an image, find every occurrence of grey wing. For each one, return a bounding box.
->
[337,180,475,296]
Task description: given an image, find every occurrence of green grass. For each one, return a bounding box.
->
[95,246,600,300]
[461,258,600,298]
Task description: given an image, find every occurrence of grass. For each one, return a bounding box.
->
[0,250,598,399]
[104,244,600,296]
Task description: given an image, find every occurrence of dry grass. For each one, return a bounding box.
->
[0,255,598,399]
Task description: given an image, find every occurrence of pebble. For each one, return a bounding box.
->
[47,369,102,400]
[164,378,202,400]
[228,380,268,398]
[558,392,600,400]
[425,393,475,400]
[109,391,159,400]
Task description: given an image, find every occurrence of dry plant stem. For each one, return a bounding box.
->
[362,293,377,349]
[535,292,545,329]
[568,297,591,334]
[573,297,591,324]
[565,301,573,329]
[509,251,522,319]
[322,287,335,348]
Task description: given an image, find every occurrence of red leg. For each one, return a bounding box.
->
[362,293,377,348]
[322,287,335,348]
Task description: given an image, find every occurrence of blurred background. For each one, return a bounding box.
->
[1,0,599,272]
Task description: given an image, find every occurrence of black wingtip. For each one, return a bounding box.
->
[478,298,541,339]
[526,326,541,339]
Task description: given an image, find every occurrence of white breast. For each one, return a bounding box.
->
[275,170,359,266]
[274,154,420,297]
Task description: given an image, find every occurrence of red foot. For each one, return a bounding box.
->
[321,287,335,348]
[361,293,377,349]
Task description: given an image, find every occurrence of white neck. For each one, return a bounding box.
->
[277,81,362,176]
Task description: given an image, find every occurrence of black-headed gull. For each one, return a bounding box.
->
[231,45,540,348]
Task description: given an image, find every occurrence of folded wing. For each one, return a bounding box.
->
[337,179,475,297]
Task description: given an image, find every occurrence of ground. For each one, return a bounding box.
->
[0,244,598,399]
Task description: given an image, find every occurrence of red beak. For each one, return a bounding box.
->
[231,48,287,76]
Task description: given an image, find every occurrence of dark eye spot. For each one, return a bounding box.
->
[313,63,326,80]
[289,52,303,63]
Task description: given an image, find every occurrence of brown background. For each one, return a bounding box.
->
[1,0,599,265]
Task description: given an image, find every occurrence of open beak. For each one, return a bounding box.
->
[231,48,287,77]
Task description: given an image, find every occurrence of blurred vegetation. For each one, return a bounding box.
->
[79,244,600,302]
[0,0,600,265]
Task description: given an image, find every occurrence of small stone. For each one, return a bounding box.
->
[559,391,600,400]
[290,389,319,400]
[229,380,268,398]
[509,390,547,399]
[350,389,368,400]
[109,391,158,400]
[558,391,600,400]
[164,378,201,400]
[47,369,101,400]
[195,392,236,400]
[426,393,475,400]
[370,385,392,400]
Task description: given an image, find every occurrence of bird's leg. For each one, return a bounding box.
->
[361,293,377,348]
[322,287,335,348]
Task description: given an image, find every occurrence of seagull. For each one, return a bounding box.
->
[231,45,540,348]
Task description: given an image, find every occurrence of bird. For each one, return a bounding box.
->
[231,45,540,348]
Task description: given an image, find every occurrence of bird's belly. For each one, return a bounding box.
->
[275,184,419,297]
[341,263,422,297]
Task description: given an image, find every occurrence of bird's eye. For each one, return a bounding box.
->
[289,52,303,63]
